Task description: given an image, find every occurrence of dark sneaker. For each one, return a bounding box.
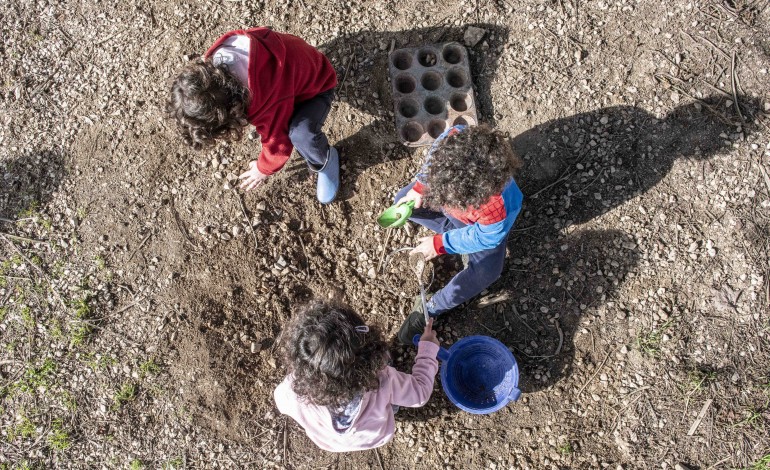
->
[397,296,429,345]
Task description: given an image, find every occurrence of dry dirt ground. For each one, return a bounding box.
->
[2,0,770,469]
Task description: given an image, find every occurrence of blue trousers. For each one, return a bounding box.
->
[288,88,335,171]
[395,182,508,316]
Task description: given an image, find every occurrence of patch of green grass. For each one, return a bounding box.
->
[734,407,765,429]
[7,415,36,442]
[47,419,70,451]
[161,458,183,470]
[83,354,116,371]
[17,201,39,219]
[139,359,161,378]
[51,261,65,279]
[59,391,77,411]
[14,358,57,394]
[69,295,94,346]
[557,442,574,455]
[745,454,770,470]
[75,207,87,221]
[73,296,92,319]
[112,383,136,410]
[680,369,717,396]
[20,305,35,328]
[48,318,64,339]
[94,255,106,270]
[635,319,675,358]
[0,307,7,323]
[0,255,24,288]
[69,322,93,346]
[1,358,57,398]
[129,459,144,470]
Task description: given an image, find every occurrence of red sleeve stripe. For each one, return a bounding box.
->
[433,235,447,255]
[412,181,426,195]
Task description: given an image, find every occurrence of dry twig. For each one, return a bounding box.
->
[232,189,259,254]
[730,52,745,122]
[576,349,613,397]
[687,398,713,436]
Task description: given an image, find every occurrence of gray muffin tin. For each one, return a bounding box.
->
[388,42,478,147]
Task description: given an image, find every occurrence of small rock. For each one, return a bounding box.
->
[463,26,487,47]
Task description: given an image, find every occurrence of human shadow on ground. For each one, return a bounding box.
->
[0,149,67,220]
[316,23,509,200]
[423,95,763,396]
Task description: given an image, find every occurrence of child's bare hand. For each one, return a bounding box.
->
[239,160,269,191]
[398,188,423,208]
[420,318,439,345]
[411,236,438,261]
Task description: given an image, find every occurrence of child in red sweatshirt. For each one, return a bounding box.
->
[167,27,340,203]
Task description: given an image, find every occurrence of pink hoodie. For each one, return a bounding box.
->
[274,341,440,452]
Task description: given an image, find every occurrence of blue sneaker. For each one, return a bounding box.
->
[317,147,340,204]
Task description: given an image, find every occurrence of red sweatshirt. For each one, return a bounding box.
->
[205,28,337,175]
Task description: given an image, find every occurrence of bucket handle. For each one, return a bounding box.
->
[412,334,450,361]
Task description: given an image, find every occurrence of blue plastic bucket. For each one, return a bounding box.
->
[414,334,521,414]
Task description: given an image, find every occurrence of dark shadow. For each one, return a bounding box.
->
[512,95,762,226]
[498,229,639,393]
[317,24,510,198]
[0,149,67,221]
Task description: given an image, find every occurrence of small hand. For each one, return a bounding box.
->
[397,188,424,209]
[411,236,438,261]
[420,318,439,346]
[238,160,269,191]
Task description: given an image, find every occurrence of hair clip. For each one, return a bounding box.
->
[354,326,369,333]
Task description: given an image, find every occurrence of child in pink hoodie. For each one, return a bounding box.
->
[274,301,440,452]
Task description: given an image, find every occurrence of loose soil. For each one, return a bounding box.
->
[1,0,769,469]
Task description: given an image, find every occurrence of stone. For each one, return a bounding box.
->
[463,26,487,47]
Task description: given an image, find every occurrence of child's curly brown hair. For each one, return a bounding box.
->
[166,58,251,150]
[426,125,522,209]
[278,301,389,408]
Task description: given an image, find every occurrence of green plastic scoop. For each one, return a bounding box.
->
[377,200,415,228]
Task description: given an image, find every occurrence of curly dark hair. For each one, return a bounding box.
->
[166,58,251,149]
[425,125,522,209]
[278,301,389,408]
